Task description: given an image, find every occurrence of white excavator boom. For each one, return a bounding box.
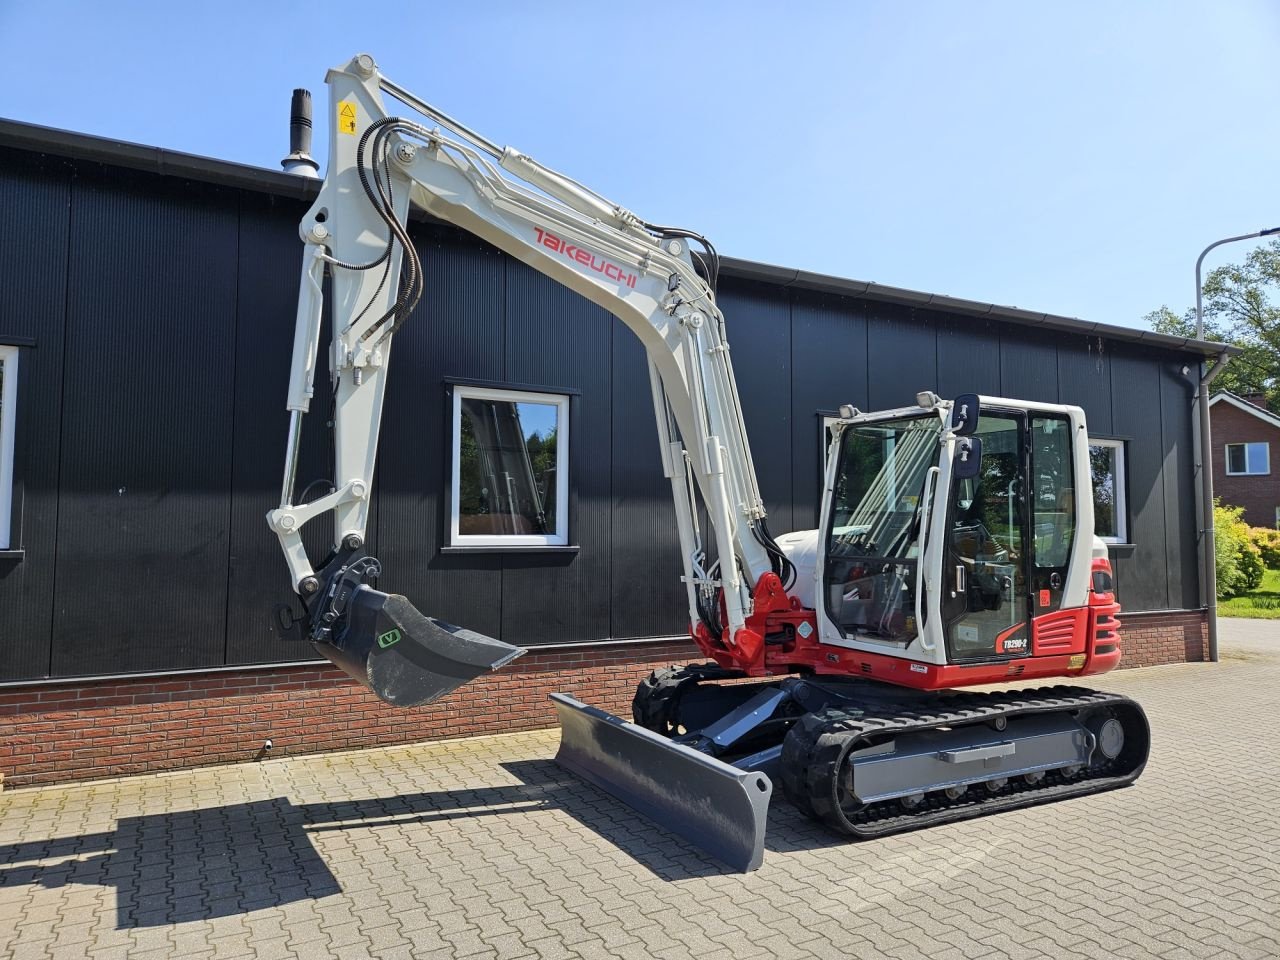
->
[268,53,794,699]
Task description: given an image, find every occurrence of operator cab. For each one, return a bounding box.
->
[817,394,1092,667]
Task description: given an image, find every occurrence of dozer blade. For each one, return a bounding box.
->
[550,693,772,873]
[315,585,524,707]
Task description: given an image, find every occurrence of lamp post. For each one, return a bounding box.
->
[1194,227,1280,662]
[1195,228,1280,339]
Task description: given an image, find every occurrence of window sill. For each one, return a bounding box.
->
[440,545,581,555]
[1101,542,1135,549]
[1225,473,1270,477]
[0,549,24,563]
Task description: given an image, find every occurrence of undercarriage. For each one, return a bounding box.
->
[553,663,1150,871]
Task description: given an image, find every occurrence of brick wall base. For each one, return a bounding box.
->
[0,609,1209,789]
[1114,610,1208,668]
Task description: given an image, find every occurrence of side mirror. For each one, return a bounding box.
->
[953,436,983,480]
[950,394,980,436]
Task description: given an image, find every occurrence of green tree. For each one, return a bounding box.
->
[1144,237,1280,408]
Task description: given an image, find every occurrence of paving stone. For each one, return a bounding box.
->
[0,627,1277,960]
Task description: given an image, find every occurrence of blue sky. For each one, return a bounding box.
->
[3,1,1276,329]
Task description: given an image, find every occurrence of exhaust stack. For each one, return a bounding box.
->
[281,88,320,177]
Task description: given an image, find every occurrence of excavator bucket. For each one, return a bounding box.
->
[550,693,772,872]
[315,585,524,707]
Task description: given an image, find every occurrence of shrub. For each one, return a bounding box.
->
[1239,538,1266,591]
[1215,503,1263,598]
[1249,526,1280,570]
[1215,515,1244,599]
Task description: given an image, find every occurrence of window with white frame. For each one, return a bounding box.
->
[1088,438,1128,543]
[450,385,569,547]
[1226,441,1270,476]
[0,346,17,549]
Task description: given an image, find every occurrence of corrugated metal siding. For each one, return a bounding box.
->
[866,301,937,411]
[50,169,239,675]
[1160,355,1199,609]
[0,150,1207,681]
[1057,333,1114,436]
[0,155,70,679]
[1000,330,1059,403]
[790,294,868,528]
[608,319,685,640]
[1110,348,1170,611]
[224,193,322,665]
[718,282,794,533]
[935,313,1001,400]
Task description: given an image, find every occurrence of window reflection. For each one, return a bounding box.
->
[458,398,558,536]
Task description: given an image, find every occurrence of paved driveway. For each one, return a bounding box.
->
[1,624,1277,960]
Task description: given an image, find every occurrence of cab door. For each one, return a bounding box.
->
[940,411,1032,661]
[1027,414,1085,654]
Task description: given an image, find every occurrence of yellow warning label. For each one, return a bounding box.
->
[1068,654,1086,671]
[338,101,357,135]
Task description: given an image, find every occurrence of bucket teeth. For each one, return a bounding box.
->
[550,693,772,873]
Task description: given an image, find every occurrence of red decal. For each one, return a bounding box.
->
[532,227,636,288]
[1039,589,1050,608]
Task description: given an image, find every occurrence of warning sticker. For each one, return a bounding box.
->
[338,101,357,135]
[1068,653,1086,671]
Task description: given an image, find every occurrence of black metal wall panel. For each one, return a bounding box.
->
[50,170,239,676]
[0,154,70,680]
[0,152,1212,678]
[1000,331,1060,404]
[1109,348,1169,611]
[376,230,506,640]
[1159,355,1199,609]
[934,314,1002,401]
[718,281,794,532]
[609,317,686,639]
[790,294,867,528]
[1057,334,1114,437]
[223,193,329,665]
[867,303,938,411]
[500,260,612,645]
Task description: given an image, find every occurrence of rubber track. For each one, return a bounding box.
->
[779,685,1149,838]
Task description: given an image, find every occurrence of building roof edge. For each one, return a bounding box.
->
[0,116,1238,359]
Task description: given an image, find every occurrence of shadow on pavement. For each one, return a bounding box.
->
[0,758,848,928]
[0,799,341,929]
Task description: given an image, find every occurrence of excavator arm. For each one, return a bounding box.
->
[268,56,1147,873]
[268,54,796,702]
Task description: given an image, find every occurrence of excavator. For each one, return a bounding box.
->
[268,54,1150,872]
